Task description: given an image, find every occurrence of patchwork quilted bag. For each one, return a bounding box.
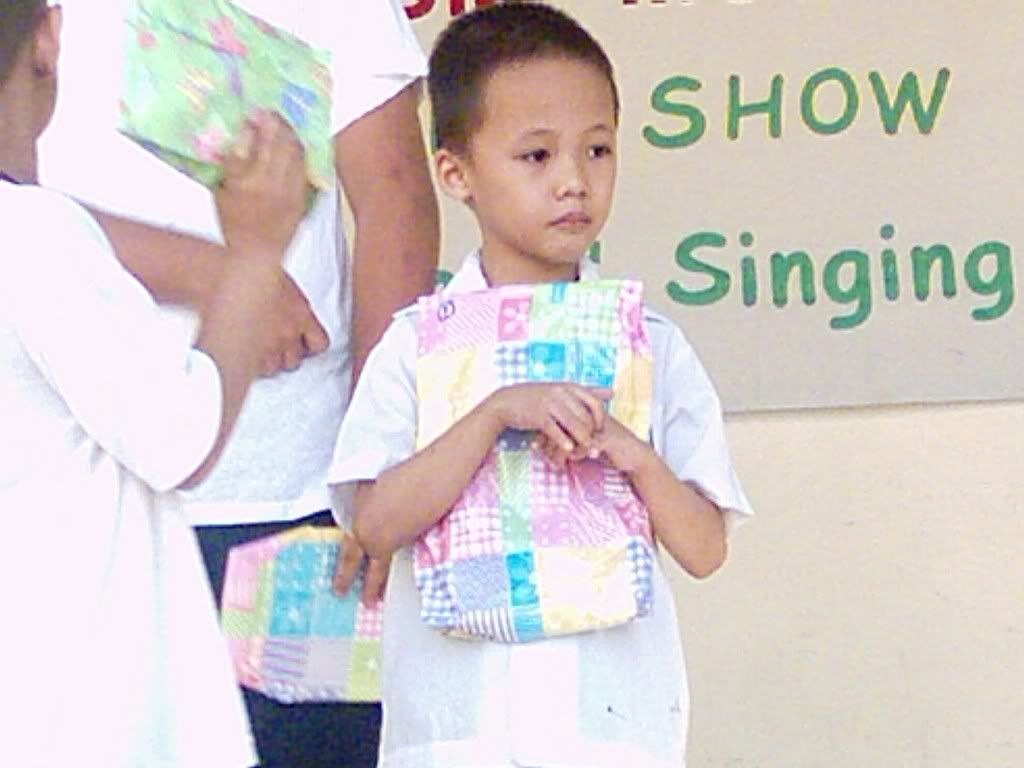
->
[119,0,334,189]
[413,279,656,643]
[221,526,383,703]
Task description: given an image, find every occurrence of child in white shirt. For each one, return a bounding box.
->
[330,4,752,766]
[0,3,309,765]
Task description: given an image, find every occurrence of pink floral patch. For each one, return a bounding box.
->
[209,16,248,56]
[497,294,532,341]
[251,17,281,37]
[192,123,228,163]
[418,304,446,355]
[619,286,651,354]
[137,27,157,50]
[415,518,450,569]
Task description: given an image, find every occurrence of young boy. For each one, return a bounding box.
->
[329,3,752,766]
[1,2,309,765]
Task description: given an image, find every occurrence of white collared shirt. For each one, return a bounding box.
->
[1,183,255,767]
[329,252,752,767]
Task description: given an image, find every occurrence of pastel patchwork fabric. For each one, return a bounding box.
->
[414,280,656,643]
[119,0,334,190]
[221,526,382,703]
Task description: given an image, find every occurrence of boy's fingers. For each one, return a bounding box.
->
[282,343,304,372]
[260,111,305,173]
[551,395,598,450]
[576,386,612,431]
[240,110,279,173]
[219,122,257,184]
[547,441,570,468]
[259,352,280,378]
[361,556,391,606]
[302,319,330,357]
[230,122,256,162]
[540,416,576,457]
[332,536,365,595]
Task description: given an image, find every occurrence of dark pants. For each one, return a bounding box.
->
[197,512,382,768]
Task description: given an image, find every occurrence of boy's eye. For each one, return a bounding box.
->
[520,149,550,163]
[589,144,613,159]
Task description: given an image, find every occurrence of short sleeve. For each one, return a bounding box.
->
[8,188,222,492]
[328,311,419,529]
[323,0,427,134]
[649,316,753,534]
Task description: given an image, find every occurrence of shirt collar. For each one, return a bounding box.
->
[444,249,602,297]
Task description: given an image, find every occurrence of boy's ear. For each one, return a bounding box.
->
[435,147,474,206]
[32,5,62,78]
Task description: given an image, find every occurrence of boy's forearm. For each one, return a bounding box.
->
[628,451,728,579]
[350,201,438,381]
[182,254,281,487]
[335,81,440,383]
[89,207,224,308]
[354,401,505,558]
[94,209,279,486]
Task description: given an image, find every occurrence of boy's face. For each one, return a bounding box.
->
[438,56,617,284]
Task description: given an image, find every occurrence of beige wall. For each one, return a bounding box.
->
[671,402,1023,767]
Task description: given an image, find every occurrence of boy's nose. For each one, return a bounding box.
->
[556,157,588,199]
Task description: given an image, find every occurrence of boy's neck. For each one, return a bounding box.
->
[479,248,582,287]
[0,90,41,184]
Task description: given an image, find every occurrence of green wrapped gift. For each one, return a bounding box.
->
[118,0,335,190]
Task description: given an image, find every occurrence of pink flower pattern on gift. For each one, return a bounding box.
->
[497,295,532,341]
[209,16,248,56]
[192,123,228,163]
[415,515,450,569]
[137,26,157,50]
[221,551,261,610]
[418,301,446,355]
[619,283,651,354]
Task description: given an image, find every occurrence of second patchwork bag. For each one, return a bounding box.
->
[220,525,383,703]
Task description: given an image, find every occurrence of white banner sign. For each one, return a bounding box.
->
[405,0,1024,412]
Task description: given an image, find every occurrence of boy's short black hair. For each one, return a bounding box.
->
[0,0,45,85]
[428,1,619,154]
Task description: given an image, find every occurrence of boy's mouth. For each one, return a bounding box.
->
[551,211,592,229]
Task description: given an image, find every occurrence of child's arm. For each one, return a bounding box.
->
[10,113,311,494]
[352,382,610,559]
[590,417,727,579]
[87,204,329,377]
[86,211,223,308]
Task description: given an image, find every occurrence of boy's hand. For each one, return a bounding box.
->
[535,413,655,476]
[195,263,329,377]
[486,382,611,467]
[258,270,330,376]
[332,535,390,607]
[215,110,310,259]
[589,415,657,476]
